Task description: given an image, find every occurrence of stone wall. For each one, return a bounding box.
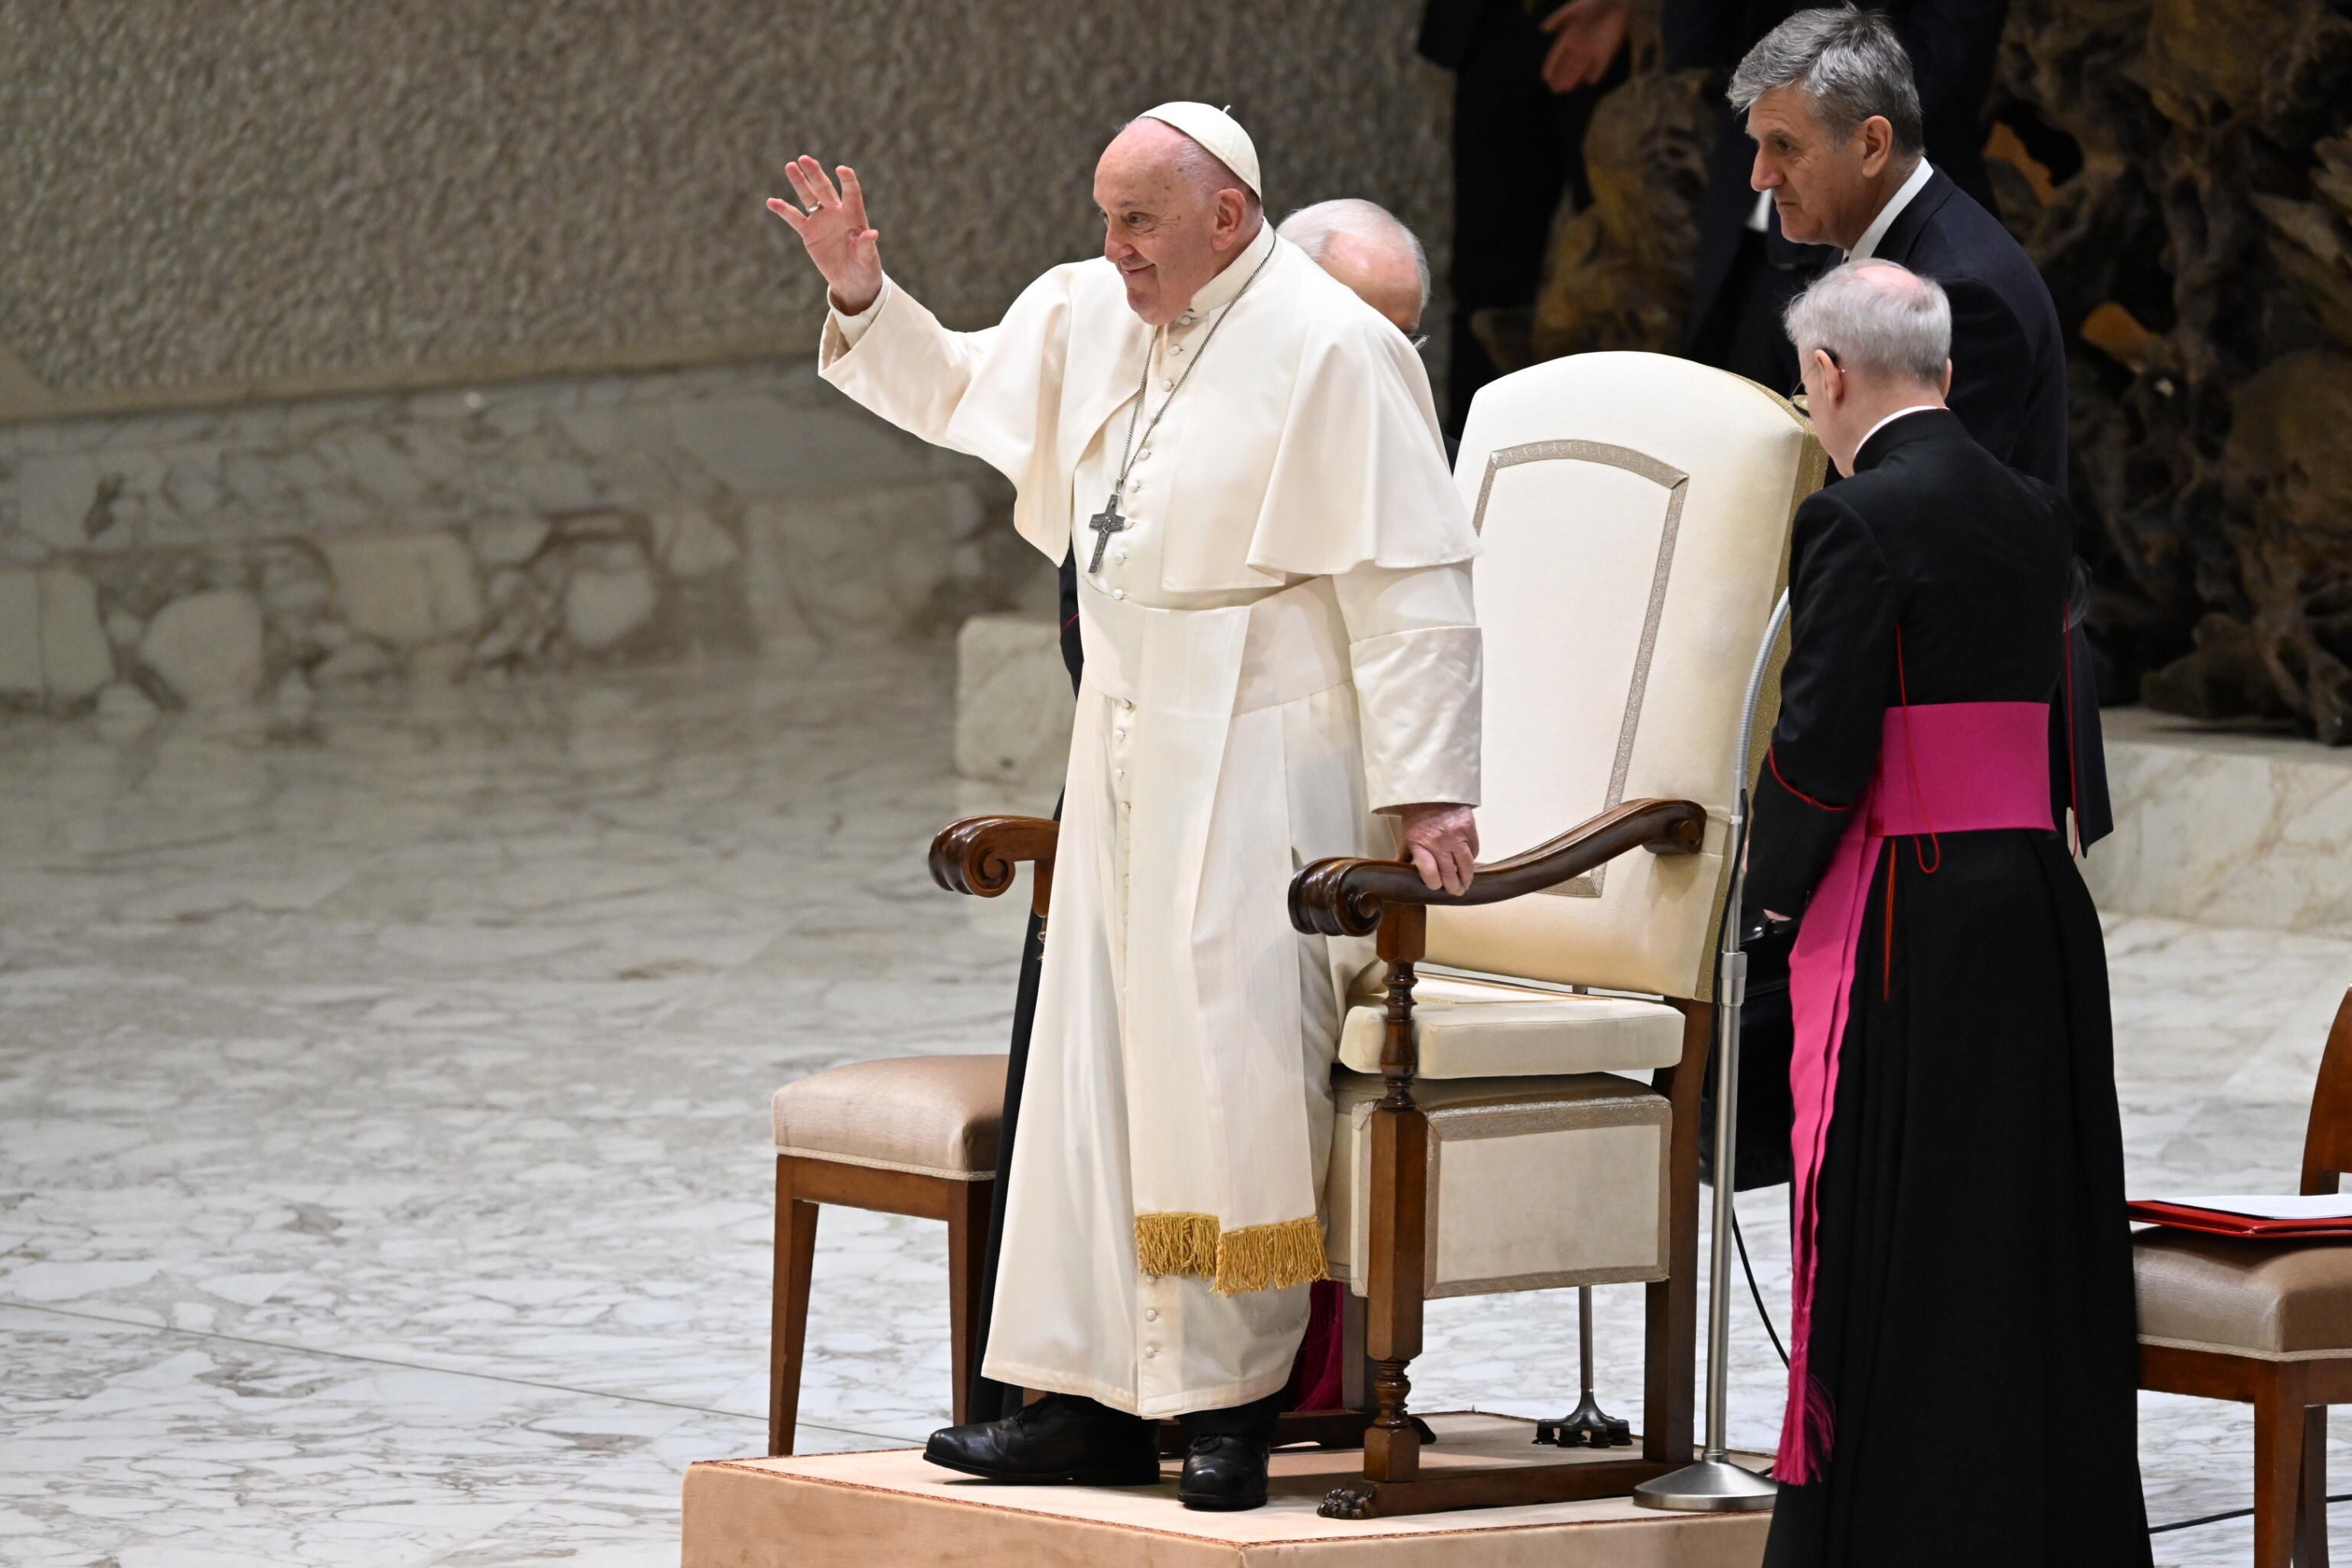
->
[0,362,1048,720]
[0,1,1449,722]
[2,0,1448,418]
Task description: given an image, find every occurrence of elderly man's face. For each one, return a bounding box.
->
[1745,86,1893,250]
[1093,121,1253,327]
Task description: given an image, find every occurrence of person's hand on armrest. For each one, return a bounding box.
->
[1394,802,1478,896]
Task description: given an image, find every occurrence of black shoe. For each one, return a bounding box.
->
[923,1395,1161,1486]
[1177,1433,1270,1511]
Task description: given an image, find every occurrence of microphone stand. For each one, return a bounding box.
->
[1633,593,1788,1514]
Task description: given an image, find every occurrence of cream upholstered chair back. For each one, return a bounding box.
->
[1426,351,1823,1001]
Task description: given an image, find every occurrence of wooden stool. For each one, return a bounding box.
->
[767,1053,1006,1456]
[2137,986,2352,1568]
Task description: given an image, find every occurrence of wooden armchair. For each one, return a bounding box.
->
[1292,350,1821,1518]
[934,351,1824,1518]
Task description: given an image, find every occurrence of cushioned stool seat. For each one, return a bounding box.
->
[766,1054,1008,1456]
[1324,1070,1671,1299]
[1338,971,1686,1080]
[2135,1230,2352,1359]
[771,1054,1005,1179]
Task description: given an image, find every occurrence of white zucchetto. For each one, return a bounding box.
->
[1138,101,1262,200]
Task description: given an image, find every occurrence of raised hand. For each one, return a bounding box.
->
[767,156,884,315]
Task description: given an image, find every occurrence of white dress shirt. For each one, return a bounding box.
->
[1848,158,1936,261]
[1855,403,1944,459]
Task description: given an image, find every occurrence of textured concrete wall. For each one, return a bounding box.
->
[3,0,1449,417]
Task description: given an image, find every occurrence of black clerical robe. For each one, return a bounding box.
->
[1746,410,2148,1567]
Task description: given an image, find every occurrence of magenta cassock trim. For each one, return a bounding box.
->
[1777,701,2054,1483]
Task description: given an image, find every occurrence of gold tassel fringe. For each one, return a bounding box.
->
[1214,1216,1331,1296]
[1135,1211,1219,1279]
[1135,1211,1330,1296]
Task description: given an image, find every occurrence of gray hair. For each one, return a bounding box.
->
[1783,260,1952,381]
[1276,198,1430,312]
[1728,5,1924,158]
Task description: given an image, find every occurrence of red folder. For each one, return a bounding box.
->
[2128,1200,2352,1240]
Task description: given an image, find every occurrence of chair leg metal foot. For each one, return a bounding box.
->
[1534,1390,1632,1448]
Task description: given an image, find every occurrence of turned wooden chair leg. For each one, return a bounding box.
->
[2256,1374,2305,1568]
[1364,1099,1429,1481]
[767,1159,822,1457]
[946,1177,992,1428]
[2299,1403,2331,1568]
[1362,917,1431,1487]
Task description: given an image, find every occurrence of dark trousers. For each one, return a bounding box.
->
[1441,0,1625,433]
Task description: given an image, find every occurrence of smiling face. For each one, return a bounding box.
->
[1743,85,1897,251]
[1092,120,1255,326]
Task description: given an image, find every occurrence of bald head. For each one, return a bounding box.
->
[1784,258,1954,473]
[1279,199,1429,336]
[1093,119,1263,326]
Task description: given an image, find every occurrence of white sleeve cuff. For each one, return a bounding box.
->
[821,277,892,360]
[1351,624,1483,813]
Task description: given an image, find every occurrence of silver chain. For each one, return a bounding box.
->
[1106,238,1277,505]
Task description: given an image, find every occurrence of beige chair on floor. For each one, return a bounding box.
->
[1293,349,1821,1518]
[766,1053,1005,1455]
[2138,985,2352,1568]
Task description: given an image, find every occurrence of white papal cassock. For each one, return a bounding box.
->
[822,220,1482,1416]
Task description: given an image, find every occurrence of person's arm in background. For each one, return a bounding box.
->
[1540,0,1635,92]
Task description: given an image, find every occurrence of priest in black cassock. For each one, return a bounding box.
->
[1746,259,2148,1567]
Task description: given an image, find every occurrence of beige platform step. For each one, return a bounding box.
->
[683,1412,1772,1567]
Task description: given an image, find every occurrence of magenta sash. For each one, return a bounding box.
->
[1776,701,2054,1484]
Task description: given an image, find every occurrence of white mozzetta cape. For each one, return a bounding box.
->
[821,227,1483,1416]
[822,230,1477,590]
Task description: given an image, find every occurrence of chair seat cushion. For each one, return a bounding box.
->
[2134,1229,2352,1359]
[1338,971,1687,1079]
[1324,1070,1671,1298]
[772,1054,1007,1181]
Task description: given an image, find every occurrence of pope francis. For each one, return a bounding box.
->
[769,103,1484,1511]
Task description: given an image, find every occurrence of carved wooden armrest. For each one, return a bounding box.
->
[929,815,1060,919]
[1288,797,1707,939]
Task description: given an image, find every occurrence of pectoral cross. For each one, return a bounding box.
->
[1086,492,1132,574]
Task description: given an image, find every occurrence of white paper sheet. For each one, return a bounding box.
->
[2147,1194,2352,1220]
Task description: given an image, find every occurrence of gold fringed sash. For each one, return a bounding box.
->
[1136,1212,1330,1296]
[1135,1211,1220,1279]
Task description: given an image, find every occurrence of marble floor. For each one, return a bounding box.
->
[0,642,2344,1566]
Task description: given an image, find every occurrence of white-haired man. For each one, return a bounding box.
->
[769,107,1484,1511]
[1747,259,2149,1568]
[1276,198,1430,339]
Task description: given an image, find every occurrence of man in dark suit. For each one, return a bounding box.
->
[1673,0,2007,397]
[1724,4,2105,841]
[1691,5,2105,1200]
